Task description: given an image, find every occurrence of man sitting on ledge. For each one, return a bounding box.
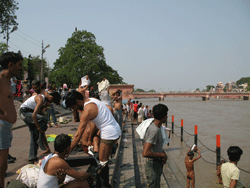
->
[37,134,91,188]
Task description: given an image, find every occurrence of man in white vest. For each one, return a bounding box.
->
[65,89,121,187]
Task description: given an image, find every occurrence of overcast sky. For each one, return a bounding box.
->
[2,0,250,91]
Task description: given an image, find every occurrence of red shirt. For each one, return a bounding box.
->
[134,104,138,113]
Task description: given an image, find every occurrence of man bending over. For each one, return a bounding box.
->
[20,86,61,163]
[37,134,91,188]
[65,90,121,187]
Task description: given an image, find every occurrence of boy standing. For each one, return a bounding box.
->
[221,146,245,188]
[185,146,201,188]
[142,103,168,188]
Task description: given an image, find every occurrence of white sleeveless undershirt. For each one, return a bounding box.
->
[37,153,59,188]
[84,98,121,140]
[20,94,45,110]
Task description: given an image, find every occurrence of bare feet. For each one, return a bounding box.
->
[54,124,62,128]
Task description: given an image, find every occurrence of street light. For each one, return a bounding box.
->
[41,40,50,82]
[6,26,18,52]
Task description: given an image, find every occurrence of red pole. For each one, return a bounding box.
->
[216,135,221,168]
[181,119,183,141]
[194,125,198,146]
[172,115,174,133]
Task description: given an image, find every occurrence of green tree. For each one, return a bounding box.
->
[206,85,214,91]
[236,77,250,91]
[27,55,35,82]
[49,30,123,88]
[0,42,7,71]
[0,42,7,55]
[148,89,156,92]
[135,88,145,92]
[0,0,19,50]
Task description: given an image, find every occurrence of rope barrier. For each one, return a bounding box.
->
[169,120,250,174]
[182,139,192,148]
[238,167,250,174]
[173,132,181,138]
[200,156,217,165]
[183,129,195,136]
[197,138,216,153]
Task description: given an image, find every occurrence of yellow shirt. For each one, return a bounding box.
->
[221,162,239,188]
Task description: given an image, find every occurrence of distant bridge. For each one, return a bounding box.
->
[132,92,250,100]
[108,84,250,100]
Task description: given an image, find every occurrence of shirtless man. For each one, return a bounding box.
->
[111,89,123,129]
[65,89,121,187]
[185,146,201,188]
[0,52,23,188]
[126,98,131,119]
[37,134,91,188]
[100,84,113,115]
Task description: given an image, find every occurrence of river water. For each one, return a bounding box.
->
[137,97,250,187]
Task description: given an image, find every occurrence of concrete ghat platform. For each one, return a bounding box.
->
[5,111,218,188]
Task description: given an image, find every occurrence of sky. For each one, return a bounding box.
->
[1,0,250,91]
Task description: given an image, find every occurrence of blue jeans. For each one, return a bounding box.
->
[20,108,48,160]
[47,104,57,124]
[11,84,16,93]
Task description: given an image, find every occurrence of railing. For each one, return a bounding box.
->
[168,115,250,174]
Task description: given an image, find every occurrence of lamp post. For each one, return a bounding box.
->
[41,40,50,82]
[6,26,18,52]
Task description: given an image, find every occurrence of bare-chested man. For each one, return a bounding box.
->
[185,146,201,188]
[126,98,131,119]
[0,52,23,188]
[99,80,113,115]
[111,89,123,129]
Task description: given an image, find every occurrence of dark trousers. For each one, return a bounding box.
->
[20,109,48,160]
[145,158,163,188]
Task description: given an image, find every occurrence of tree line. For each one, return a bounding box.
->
[0,1,124,87]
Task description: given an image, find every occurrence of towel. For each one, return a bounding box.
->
[97,79,110,92]
[81,75,91,88]
[136,118,154,139]
[136,118,170,146]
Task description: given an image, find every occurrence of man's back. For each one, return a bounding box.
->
[134,103,138,113]
[37,153,61,188]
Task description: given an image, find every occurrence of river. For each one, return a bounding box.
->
[136,97,250,187]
